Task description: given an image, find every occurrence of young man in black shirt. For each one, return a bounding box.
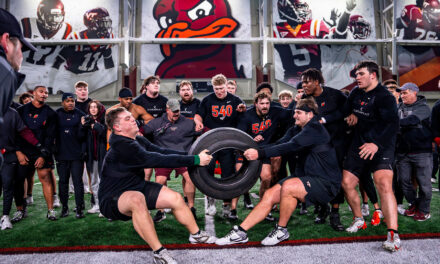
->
[55,93,87,218]
[342,61,400,252]
[134,76,168,118]
[100,108,216,263]
[16,86,58,220]
[194,74,245,217]
[216,97,341,246]
[179,80,200,119]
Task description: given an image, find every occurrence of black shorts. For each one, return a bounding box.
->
[343,148,393,178]
[278,176,335,207]
[100,181,163,221]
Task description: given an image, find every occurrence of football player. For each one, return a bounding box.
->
[397,0,440,40]
[52,7,114,74]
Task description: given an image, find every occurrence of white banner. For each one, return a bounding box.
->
[11,0,120,94]
[140,0,252,79]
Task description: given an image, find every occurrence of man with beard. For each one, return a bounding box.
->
[179,80,200,119]
[134,76,168,118]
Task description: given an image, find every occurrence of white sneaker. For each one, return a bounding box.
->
[87,205,100,214]
[53,195,61,208]
[346,217,367,233]
[189,230,217,244]
[361,203,369,217]
[382,230,401,252]
[153,248,177,264]
[205,196,216,216]
[1,215,12,230]
[215,225,249,245]
[261,225,290,246]
[98,213,105,218]
[164,208,172,214]
[26,196,34,205]
[347,204,352,211]
[397,204,406,215]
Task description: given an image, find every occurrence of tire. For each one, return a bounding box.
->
[188,127,262,200]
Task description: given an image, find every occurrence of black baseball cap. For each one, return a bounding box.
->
[0,8,37,52]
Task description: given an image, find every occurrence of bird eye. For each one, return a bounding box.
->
[159,16,174,29]
[187,0,213,21]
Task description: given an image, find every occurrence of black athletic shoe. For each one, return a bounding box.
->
[76,209,85,219]
[314,204,330,224]
[243,193,254,209]
[191,207,198,221]
[61,207,69,218]
[153,210,166,223]
[226,209,238,221]
[329,212,344,231]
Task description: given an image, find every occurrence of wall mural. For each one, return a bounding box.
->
[396,0,440,91]
[273,0,377,90]
[11,0,119,94]
[140,0,252,79]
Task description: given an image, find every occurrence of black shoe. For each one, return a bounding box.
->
[314,204,330,224]
[243,193,254,209]
[191,207,198,221]
[61,207,69,218]
[329,212,344,231]
[76,209,85,219]
[226,209,238,221]
[153,210,166,223]
[265,213,275,222]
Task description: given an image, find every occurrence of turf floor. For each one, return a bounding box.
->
[0,173,439,248]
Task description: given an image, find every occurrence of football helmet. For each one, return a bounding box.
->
[277,0,311,24]
[349,15,371,39]
[423,0,440,27]
[83,7,112,38]
[37,0,65,32]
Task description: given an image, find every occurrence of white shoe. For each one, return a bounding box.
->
[346,217,366,233]
[361,204,369,217]
[26,196,34,205]
[1,215,12,230]
[261,225,290,246]
[53,195,61,208]
[189,230,217,244]
[397,204,406,215]
[164,208,172,214]
[153,248,177,264]
[87,205,100,214]
[215,225,249,245]
[205,196,216,216]
[98,213,105,218]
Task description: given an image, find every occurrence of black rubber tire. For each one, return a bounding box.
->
[188,127,262,200]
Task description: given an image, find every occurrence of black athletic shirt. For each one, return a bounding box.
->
[133,94,168,118]
[344,84,399,152]
[259,117,341,192]
[55,108,86,161]
[75,98,92,114]
[99,134,195,203]
[304,86,347,147]
[180,98,201,119]
[237,105,291,146]
[0,107,26,153]
[197,93,244,129]
[17,103,57,157]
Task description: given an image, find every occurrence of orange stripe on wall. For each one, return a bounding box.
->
[400,56,440,87]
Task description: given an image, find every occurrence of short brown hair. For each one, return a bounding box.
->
[254,91,272,104]
[301,68,324,84]
[179,80,193,91]
[75,81,88,89]
[143,76,160,86]
[227,80,236,86]
[278,90,293,99]
[105,107,126,132]
[19,92,33,104]
[355,60,379,77]
[296,97,318,114]
[211,74,227,86]
[33,85,47,91]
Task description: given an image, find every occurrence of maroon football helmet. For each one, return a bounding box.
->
[277,0,312,24]
[83,7,112,38]
[37,0,65,32]
[349,15,371,39]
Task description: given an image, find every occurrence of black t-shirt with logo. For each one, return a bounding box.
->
[180,98,201,119]
[197,93,244,129]
[133,94,168,118]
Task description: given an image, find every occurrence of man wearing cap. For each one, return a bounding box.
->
[106,88,153,141]
[142,99,201,222]
[396,82,433,221]
[16,85,58,220]
[0,8,37,169]
[55,93,87,218]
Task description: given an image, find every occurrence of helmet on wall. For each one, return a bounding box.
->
[83,7,112,38]
[277,0,312,24]
[37,0,65,32]
[349,15,371,39]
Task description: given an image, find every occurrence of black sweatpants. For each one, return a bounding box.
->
[57,160,84,209]
[208,149,235,203]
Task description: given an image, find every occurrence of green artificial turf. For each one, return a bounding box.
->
[0,172,439,248]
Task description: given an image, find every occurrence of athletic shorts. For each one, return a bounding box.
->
[278,176,335,207]
[343,148,393,178]
[155,167,187,180]
[100,181,163,221]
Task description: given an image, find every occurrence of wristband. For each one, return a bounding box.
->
[194,155,200,166]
